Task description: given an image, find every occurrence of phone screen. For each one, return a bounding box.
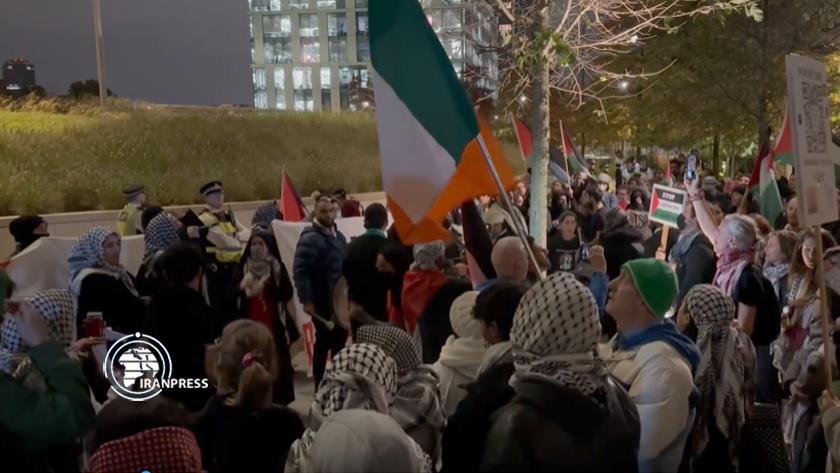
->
[686,154,698,181]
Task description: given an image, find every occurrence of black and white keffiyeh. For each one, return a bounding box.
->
[287,343,398,473]
[144,213,179,256]
[356,325,421,376]
[510,272,607,400]
[312,342,398,423]
[251,201,279,230]
[68,226,138,297]
[685,284,750,469]
[356,325,445,447]
[0,289,77,373]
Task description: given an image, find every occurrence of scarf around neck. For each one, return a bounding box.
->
[685,284,750,469]
[670,227,702,263]
[714,249,755,297]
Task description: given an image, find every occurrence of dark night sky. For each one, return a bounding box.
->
[0,0,253,105]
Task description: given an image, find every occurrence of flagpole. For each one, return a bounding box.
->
[559,120,576,201]
[280,165,287,209]
[475,134,545,281]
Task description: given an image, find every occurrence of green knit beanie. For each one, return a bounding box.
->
[622,258,678,319]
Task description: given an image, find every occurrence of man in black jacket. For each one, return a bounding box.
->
[144,242,221,412]
[293,199,348,386]
[342,204,389,330]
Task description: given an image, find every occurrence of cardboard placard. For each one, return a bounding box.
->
[627,209,653,240]
[785,54,839,226]
[648,184,687,229]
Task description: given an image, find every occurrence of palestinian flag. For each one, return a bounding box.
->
[511,113,532,163]
[748,145,783,224]
[279,167,307,222]
[559,120,590,176]
[370,0,516,244]
[511,114,572,183]
[773,106,795,166]
[460,200,496,288]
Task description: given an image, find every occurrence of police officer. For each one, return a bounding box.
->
[198,181,246,321]
[116,184,146,236]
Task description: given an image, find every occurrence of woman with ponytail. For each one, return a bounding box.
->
[194,320,304,473]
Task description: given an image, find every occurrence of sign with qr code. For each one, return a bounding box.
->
[785,55,838,226]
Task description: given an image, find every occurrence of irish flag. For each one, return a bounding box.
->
[748,146,783,224]
[370,0,515,244]
[559,120,590,176]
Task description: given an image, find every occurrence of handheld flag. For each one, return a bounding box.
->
[748,145,783,223]
[370,0,516,244]
[280,167,308,222]
[511,113,533,163]
[773,107,795,167]
[511,114,572,183]
[559,120,590,177]
[460,200,496,288]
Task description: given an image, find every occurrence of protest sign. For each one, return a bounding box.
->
[627,209,653,240]
[648,184,687,229]
[786,54,839,226]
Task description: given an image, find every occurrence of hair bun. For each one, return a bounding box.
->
[241,351,264,368]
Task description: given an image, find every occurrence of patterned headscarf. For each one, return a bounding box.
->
[68,226,118,281]
[510,272,608,400]
[356,325,421,376]
[252,201,279,229]
[144,213,179,256]
[88,427,203,473]
[68,226,137,297]
[312,343,398,423]
[0,289,77,374]
[685,284,750,469]
[287,343,399,473]
[412,241,446,271]
[356,326,445,446]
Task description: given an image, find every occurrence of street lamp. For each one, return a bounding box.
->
[619,80,629,90]
[519,95,527,103]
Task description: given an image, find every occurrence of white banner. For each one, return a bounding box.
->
[786,54,839,226]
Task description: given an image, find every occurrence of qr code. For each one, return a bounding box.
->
[801,80,828,154]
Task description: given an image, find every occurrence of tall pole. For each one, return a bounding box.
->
[92,0,107,107]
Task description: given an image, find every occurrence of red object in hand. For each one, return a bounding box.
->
[83,312,105,338]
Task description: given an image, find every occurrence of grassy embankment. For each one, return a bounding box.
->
[0,99,383,216]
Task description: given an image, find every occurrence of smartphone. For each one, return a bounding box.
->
[686,154,698,182]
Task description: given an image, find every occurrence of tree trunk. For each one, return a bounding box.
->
[528,3,551,249]
[712,133,720,175]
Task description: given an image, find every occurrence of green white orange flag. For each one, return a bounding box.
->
[369,0,516,244]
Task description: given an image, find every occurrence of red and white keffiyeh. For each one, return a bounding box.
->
[88,427,203,473]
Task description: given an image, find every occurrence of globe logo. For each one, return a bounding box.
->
[103,333,172,402]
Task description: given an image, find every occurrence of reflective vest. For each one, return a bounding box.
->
[199,210,242,263]
[116,204,140,236]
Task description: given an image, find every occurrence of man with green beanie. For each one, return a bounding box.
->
[599,258,701,473]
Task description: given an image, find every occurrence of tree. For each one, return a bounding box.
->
[495,0,759,246]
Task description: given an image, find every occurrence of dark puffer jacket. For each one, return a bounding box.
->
[293,224,347,317]
[481,377,641,473]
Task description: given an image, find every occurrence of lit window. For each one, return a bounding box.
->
[293,67,314,111]
[356,13,370,62]
[328,13,348,63]
[254,91,268,108]
[321,67,332,112]
[300,14,320,63]
[253,68,267,91]
[289,0,308,9]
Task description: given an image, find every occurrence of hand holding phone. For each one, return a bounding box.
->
[686,154,698,182]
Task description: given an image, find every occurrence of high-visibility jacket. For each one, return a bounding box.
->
[199,210,242,264]
[116,204,142,236]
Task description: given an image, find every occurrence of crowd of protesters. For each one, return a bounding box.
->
[3,154,840,473]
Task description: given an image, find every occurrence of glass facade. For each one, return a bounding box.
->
[250,0,498,111]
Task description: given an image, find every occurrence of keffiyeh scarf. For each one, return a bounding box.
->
[509,273,608,402]
[251,201,279,230]
[286,343,398,473]
[685,284,751,470]
[68,226,138,297]
[0,289,77,375]
[144,213,180,257]
[356,325,445,442]
[88,427,203,473]
[714,249,755,296]
[412,241,446,271]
